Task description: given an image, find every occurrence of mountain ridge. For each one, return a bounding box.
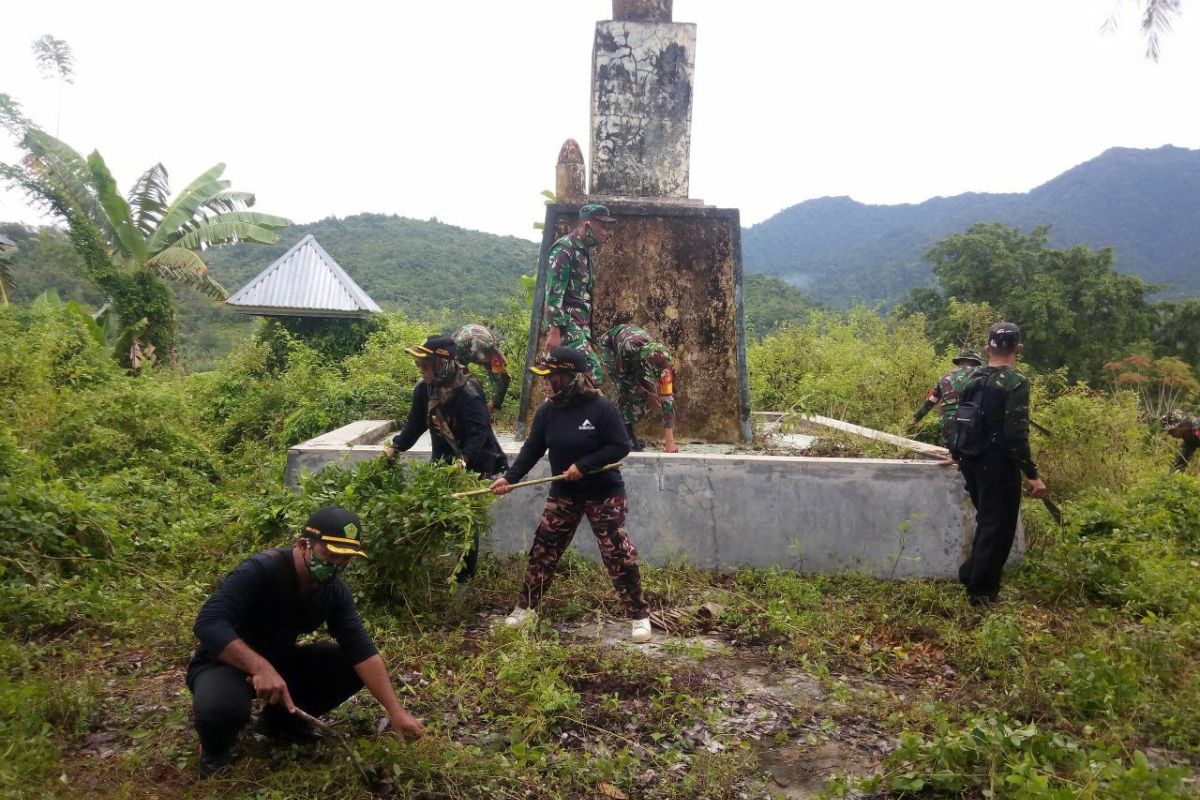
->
[743,145,1200,304]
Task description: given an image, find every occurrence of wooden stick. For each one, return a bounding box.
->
[452,462,624,498]
[291,707,374,788]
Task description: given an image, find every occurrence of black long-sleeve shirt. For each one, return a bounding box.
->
[505,394,630,499]
[391,379,506,476]
[188,548,377,682]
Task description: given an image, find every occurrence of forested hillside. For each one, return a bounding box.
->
[743,145,1200,306]
[1,215,541,370]
[5,217,822,368]
[198,213,541,317]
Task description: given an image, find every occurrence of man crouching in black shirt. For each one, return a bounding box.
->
[490,347,652,643]
[186,507,423,776]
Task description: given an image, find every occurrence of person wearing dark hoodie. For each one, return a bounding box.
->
[385,335,507,585]
[490,347,652,643]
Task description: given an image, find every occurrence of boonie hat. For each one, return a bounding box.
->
[987,322,1021,349]
[404,335,456,360]
[953,348,983,366]
[303,507,367,558]
[529,347,589,376]
[1160,411,1189,429]
[578,203,616,223]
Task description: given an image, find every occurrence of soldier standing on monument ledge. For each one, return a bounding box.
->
[543,203,615,384]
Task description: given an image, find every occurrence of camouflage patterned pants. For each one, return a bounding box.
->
[518,493,649,619]
[559,322,604,384]
[616,385,649,428]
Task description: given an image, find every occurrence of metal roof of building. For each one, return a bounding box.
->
[225,234,382,318]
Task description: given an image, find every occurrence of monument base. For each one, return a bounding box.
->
[518,201,749,444]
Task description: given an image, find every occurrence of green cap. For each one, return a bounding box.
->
[578,203,616,223]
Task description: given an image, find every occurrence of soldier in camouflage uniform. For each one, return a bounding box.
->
[954,322,1047,608]
[452,323,511,413]
[911,348,983,446]
[490,347,651,643]
[597,324,679,453]
[1161,411,1200,473]
[542,203,616,384]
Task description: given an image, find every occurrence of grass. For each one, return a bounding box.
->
[1,548,1198,799]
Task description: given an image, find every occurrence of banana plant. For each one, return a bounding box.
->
[5,128,290,364]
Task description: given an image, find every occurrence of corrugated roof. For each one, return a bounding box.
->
[225,234,382,318]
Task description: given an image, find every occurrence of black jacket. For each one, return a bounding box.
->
[392,378,508,477]
[505,394,630,499]
[187,548,376,685]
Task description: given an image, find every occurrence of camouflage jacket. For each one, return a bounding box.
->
[913,365,976,426]
[967,365,1038,479]
[1171,417,1200,473]
[543,233,595,332]
[597,324,676,428]
[452,323,511,409]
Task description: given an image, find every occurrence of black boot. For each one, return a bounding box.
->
[198,744,236,777]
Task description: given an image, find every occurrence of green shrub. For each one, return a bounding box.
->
[880,713,1187,798]
[1029,380,1165,499]
[747,309,940,429]
[283,458,493,607]
[1029,473,1200,614]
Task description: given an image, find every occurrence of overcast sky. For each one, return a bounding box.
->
[1,1,1197,242]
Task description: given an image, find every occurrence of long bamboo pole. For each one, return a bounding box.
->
[451,462,624,498]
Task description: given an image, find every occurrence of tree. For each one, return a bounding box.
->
[917,222,1155,381]
[30,35,74,83]
[1103,0,1185,62]
[1,127,289,365]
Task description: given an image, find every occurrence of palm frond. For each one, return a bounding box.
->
[202,191,256,214]
[172,213,289,250]
[1140,0,1182,61]
[146,164,230,252]
[1,163,116,282]
[145,246,228,300]
[127,163,170,238]
[22,131,120,248]
[174,191,259,238]
[87,151,147,265]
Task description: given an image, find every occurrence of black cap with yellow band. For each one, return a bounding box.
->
[302,507,368,558]
[404,335,456,360]
[529,347,589,376]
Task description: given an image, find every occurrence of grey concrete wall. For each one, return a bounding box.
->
[285,422,1013,579]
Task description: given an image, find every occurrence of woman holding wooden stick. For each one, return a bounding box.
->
[490,347,652,643]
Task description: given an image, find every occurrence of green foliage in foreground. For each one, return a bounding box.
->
[2,286,1200,799]
[292,458,494,606]
[879,714,1186,798]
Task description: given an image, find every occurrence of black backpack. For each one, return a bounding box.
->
[946,370,994,460]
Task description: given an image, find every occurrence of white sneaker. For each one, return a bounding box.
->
[505,606,535,626]
[631,618,653,643]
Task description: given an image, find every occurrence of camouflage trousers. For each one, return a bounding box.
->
[518,493,649,619]
[559,322,604,384]
[616,385,649,428]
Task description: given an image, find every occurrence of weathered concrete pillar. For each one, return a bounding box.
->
[590,11,695,197]
[612,0,673,23]
[519,5,749,445]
